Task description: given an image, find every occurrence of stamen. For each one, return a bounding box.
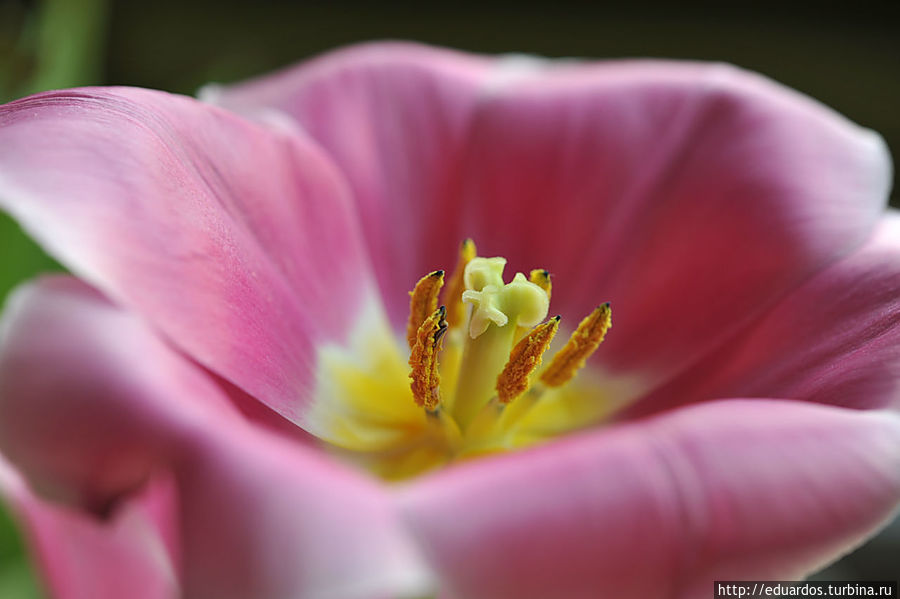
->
[497,316,560,403]
[528,269,552,301]
[540,303,612,388]
[409,306,448,411]
[407,270,445,349]
[329,240,619,479]
[443,239,477,329]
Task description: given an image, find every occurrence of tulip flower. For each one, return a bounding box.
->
[0,42,898,599]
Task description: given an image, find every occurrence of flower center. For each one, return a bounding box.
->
[310,240,612,480]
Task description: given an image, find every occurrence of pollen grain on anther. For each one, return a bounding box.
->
[497,315,560,404]
[407,270,445,349]
[409,305,448,411]
[540,303,611,388]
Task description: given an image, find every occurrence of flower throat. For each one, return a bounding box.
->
[314,239,611,480]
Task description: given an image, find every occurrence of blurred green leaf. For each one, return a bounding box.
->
[0,212,61,305]
[26,0,109,95]
[0,503,44,599]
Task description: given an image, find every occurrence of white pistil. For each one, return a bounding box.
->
[450,258,549,429]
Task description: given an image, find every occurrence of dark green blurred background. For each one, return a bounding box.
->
[0,1,898,596]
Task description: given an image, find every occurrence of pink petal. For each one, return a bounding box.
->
[0,87,375,427]
[0,277,432,599]
[203,42,496,325]
[0,462,178,599]
[397,400,900,599]
[452,61,891,399]
[0,276,233,512]
[210,45,891,396]
[627,211,900,417]
[175,420,431,599]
